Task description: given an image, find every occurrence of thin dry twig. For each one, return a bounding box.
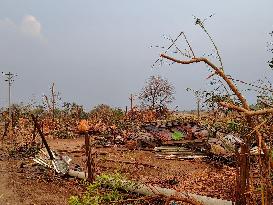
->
[182,32,196,58]
[153,32,184,66]
[247,120,267,137]
[260,99,273,108]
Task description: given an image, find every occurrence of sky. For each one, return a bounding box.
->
[0,0,272,111]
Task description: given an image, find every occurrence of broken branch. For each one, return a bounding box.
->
[219,102,249,113]
[160,54,249,110]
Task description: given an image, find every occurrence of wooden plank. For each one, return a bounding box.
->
[163,139,205,145]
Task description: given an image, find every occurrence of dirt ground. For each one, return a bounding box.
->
[0,137,236,205]
[0,140,84,205]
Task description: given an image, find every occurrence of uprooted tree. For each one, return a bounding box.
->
[139,75,175,111]
[155,16,273,205]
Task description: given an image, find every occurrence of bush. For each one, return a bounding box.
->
[89,104,124,126]
[68,172,132,205]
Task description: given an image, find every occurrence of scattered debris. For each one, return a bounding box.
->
[34,148,71,175]
[1,112,249,204]
[9,142,40,159]
[31,114,72,175]
[154,146,205,160]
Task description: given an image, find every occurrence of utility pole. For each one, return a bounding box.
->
[128,94,136,121]
[129,94,136,111]
[129,94,133,111]
[2,72,17,118]
[197,97,200,121]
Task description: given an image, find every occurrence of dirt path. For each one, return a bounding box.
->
[0,160,21,205]
[0,147,82,205]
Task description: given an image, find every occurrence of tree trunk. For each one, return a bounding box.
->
[85,134,95,183]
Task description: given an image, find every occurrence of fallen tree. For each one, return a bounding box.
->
[68,170,232,205]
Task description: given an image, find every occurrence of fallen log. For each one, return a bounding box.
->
[68,170,232,205]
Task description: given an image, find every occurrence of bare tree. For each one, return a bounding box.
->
[155,16,273,204]
[42,82,61,124]
[139,75,175,110]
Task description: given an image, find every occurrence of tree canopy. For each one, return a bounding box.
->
[139,75,175,110]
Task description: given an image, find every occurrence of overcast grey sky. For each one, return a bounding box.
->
[0,0,272,110]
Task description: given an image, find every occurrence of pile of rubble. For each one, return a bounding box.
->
[125,120,258,164]
[78,118,261,164]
